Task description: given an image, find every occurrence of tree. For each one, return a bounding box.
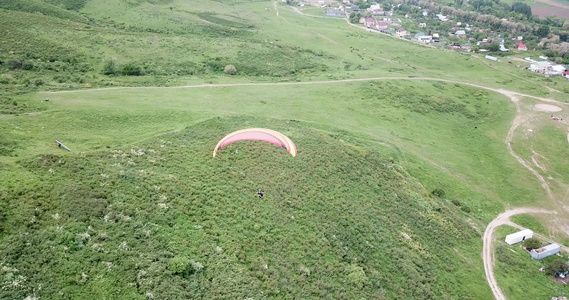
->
[349,12,362,24]
[102,59,117,75]
[224,64,237,75]
[523,237,541,250]
[536,25,550,38]
[511,2,531,18]
[545,259,569,276]
[486,43,500,52]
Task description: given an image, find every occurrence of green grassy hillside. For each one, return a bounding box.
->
[0,117,491,299]
[1,0,569,299]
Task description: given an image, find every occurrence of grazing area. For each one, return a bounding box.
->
[494,226,567,300]
[0,116,494,299]
[1,0,569,299]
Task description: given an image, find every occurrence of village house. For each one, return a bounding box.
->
[432,33,440,42]
[364,17,376,28]
[551,64,566,75]
[395,28,407,37]
[375,22,388,30]
[436,14,448,21]
[368,3,384,15]
[476,38,490,46]
[517,42,527,51]
[529,61,552,74]
[419,23,426,28]
[422,10,429,16]
[455,30,466,37]
[369,3,380,10]
[416,35,433,43]
[371,8,384,15]
[359,17,365,24]
[325,7,345,17]
[381,27,394,35]
[405,13,412,18]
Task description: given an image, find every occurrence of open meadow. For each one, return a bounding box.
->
[1,0,569,299]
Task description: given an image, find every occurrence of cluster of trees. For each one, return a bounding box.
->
[511,2,532,19]
[102,59,143,76]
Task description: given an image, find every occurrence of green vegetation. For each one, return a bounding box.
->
[494,226,568,299]
[524,237,543,250]
[512,214,548,235]
[545,259,569,276]
[1,0,569,299]
[0,117,493,299]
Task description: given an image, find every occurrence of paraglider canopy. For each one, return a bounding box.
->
[213,128,297,157]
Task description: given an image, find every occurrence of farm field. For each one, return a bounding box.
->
[1,0,569,299]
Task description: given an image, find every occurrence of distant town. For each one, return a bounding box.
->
[289,0,569,78]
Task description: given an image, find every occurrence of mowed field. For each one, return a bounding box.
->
[1,0,569,299]
[532,6,569,18]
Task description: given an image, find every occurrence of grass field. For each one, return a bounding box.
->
[494,225,568,299]
[1,0,569,299]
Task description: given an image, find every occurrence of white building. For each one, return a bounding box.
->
[505,229,533,245]
[417,35,432,43]
[485,55,498,61]
[530,243,561,260]
[552,64,566,73]
[530,61,552,73]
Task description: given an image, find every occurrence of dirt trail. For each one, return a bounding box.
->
[503,96,554,200]
[482,208,557,300]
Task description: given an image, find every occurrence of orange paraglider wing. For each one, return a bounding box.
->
[213,128,297,157]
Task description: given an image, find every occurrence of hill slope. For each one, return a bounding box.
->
[0,117,492,299]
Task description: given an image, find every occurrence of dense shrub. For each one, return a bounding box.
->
[121,63,143,76]
[545,259,569,276]
[7,60,22,70]
[102,59,117,75]
[224,64,237,75]
[524,238,541,250]
[432,188,446,198]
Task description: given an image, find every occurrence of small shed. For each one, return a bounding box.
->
[485,55,498,61]
[505,229,533,245]
[530,243,561,260]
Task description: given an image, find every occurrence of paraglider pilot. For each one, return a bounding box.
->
[257,189,264,198]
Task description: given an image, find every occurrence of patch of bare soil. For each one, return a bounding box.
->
[553,276,569,285]
[531,150,547,172]
[532,6,569,18]
[534,104,563,112]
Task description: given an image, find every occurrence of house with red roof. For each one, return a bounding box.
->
[375,22,388,30]
[364,17,376,28]
[517,42,527,51]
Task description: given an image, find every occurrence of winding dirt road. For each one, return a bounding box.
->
[482,209,558,300]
